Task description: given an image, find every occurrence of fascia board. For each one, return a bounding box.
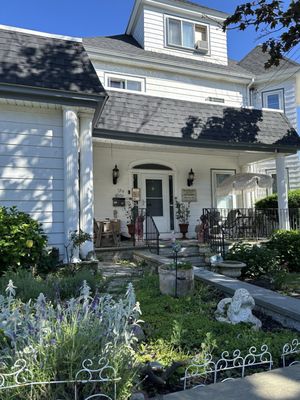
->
[126,0,143,34]
[93,128,299,154]
[0,82,107,108]
[87,49,253,83]
[144,0,228,21]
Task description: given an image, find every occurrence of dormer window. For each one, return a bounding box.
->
[166,16,209,53]
[262,89,284,111]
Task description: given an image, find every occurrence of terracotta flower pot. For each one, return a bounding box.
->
[179,223,189,240]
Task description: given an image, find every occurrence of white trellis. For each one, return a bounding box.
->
[282,339,300,367]
[0,356,120,400]
[182,344,273,390]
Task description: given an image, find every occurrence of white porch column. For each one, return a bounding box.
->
[275,155,290,230]
[63,108,80,262]
[79,114,94,258]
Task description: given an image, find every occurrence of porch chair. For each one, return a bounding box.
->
[95,219,121,247]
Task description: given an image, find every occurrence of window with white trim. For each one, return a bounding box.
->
[262,89,284,111]
[105,74,145,92]
[266,168,290,195]
[166,16,209,53]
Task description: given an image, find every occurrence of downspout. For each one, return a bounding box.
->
[247,77,255,107]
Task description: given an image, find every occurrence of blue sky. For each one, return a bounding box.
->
[0,0,294,62]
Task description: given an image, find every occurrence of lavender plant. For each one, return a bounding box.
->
[0,281,141,400]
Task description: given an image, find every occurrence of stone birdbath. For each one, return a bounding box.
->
[215,260,246,278]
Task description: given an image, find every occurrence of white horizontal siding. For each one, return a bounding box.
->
[252,78,300,189]
[0,104,64,254]
[94,61,246,107]
[143,6,228,66]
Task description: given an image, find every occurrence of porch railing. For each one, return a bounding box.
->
[202,208,300,257]
[132,207,160,255]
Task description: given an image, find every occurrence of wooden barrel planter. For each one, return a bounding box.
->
[158,264,194,297]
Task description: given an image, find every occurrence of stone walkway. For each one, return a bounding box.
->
[163,364,300,400]
[99,262,143,294]
[194,268,300,330]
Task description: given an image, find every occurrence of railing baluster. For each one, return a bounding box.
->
[202,207,300,257]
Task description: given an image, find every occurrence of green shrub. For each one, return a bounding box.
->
[267,230,300,272]
[255,189,300,209]
[0,206,47,273]
[0,268,104,303]
[226,242,281,278]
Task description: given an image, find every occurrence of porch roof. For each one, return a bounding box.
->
[94,91,300,153]
[0,26,107,111]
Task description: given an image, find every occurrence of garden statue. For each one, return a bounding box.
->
[215,288,262,330]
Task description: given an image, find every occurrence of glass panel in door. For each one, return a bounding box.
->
[146,179,163,217]
[215,173,234,208]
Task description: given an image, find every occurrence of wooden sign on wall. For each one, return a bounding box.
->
[181,189,197,202]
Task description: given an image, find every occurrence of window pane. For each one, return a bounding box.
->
[127,80,142,91]
[182,22,194,48]
[109,79,125,89]
[146,199,163,217]
[168,19,181,46]
[146,179,162,197]
[267,94,280,109]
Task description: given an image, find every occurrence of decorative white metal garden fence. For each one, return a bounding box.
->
[0,340,299,397]
[0,356,120,400]
[182,339,300,390]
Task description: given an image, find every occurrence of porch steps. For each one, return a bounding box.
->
[158,240,208,266]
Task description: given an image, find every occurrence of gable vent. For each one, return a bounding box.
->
[207,97,225,104]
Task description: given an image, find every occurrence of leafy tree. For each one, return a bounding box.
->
[223,1,300,68]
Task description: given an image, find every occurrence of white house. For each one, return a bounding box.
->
[0,0,300,260]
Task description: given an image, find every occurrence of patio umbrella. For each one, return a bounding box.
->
[216,173,273,196]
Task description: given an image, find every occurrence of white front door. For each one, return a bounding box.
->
[141,173,170,233]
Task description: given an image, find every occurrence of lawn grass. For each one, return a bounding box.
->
[135,274,299,369]
[280,273,300,297]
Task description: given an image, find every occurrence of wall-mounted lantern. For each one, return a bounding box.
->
[187,169,195,187]
[112,165,119,185]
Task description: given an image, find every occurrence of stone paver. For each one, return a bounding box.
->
[194,268,300,330]
[164,364,300,400]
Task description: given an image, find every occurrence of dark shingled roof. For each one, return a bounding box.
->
[0,28,105,96]
[239,45,300,75]
[83,34,251,78]
[96,91,300,148]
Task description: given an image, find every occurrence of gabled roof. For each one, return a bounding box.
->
[149,0,229,17]
[239,45,300,75]
[95,91,300,151]
[83,34,252,79]
[0,27,105,97]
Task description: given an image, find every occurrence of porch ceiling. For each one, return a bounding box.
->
[93,137,285,165]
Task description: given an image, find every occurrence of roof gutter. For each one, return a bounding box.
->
[0,82,107,109]
[93,128,299,154]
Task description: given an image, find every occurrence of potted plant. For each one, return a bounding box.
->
[175,200,191,239]
[124,199,136,238]
[158,261,194,297]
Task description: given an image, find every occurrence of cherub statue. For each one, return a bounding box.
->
[215,288,262,330]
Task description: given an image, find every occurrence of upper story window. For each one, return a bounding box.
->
[262,89,284,111]
[166,16,209,53]
[105,73,145,92]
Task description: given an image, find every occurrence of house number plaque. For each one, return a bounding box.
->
[181,189,197,202]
